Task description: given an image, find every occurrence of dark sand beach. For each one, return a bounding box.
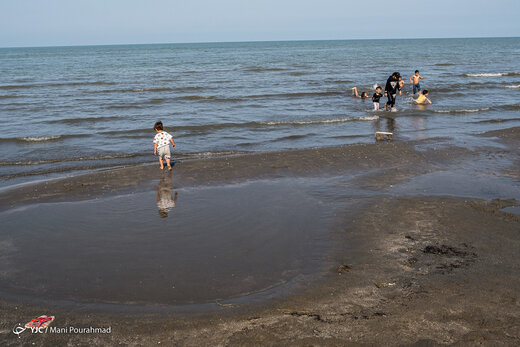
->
[1,127,519,345]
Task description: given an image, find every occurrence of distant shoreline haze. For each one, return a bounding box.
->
[0,36,518,49]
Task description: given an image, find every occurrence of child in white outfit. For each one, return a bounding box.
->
[153,121,176,170]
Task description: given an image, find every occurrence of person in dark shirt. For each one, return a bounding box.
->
[372,86,383,110]
[384,72,401,111]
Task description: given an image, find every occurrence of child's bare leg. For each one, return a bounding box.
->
[159,157,164,169]
[166,157,171,170]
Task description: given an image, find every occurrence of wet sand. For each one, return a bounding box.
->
[0,138,471,210]
[1,127,519,345]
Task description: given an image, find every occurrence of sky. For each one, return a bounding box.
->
[0,0,519,47]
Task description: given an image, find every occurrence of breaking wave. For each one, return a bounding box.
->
[462,72,520,77]
[21,136,62,142]
[101,116,379,137]
[433,108,490,114]
[263,116,379,125]
[434,104,519,114]
[0,134,89,143]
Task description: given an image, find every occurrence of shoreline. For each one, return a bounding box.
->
[0,136,468,210]
[1,127,519,345]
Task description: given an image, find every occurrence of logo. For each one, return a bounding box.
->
[12,315,55,338]
[12,315,111,338]
[12,323,26,338]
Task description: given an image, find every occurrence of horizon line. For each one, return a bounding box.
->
[1,35,518,50]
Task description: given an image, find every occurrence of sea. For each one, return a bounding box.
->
[1,38,519,188]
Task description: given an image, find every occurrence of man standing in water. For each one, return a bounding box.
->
[384,72,401,111]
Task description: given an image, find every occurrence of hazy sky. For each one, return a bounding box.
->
[1,0,519,47]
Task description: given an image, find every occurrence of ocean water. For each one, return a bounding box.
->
[1,38,519,187]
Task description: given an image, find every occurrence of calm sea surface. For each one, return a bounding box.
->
[1,38,519,187]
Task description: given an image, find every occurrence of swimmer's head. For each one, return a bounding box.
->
[375,86,382,92]
[361,92,368,98]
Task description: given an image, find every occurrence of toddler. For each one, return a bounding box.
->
[153,121,176,170]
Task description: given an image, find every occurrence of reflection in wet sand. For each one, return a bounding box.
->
[374,115,396,134]
[156,171,178,218]
[0,179,330,306]
[411,116,428,140]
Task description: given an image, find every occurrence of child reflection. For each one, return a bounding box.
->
[156,171,178,218]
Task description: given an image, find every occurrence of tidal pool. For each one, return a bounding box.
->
[0,177,332,308]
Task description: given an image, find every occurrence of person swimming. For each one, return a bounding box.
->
[415,90,432,104]
[352,87,369,99]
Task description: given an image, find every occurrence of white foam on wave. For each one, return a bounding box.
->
[21,135,62,142]
[503,85,520,89]
[264,116,378,126]
[434,108,490,114]
[188,151,243,158]
[464,72,519,77]
[357,115,380,120]
[465,73,504,77]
